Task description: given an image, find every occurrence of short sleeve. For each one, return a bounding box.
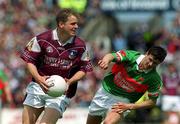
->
[147,76,163,100]
[20,37,42,64]
[112,50,140,63]
[80,49,93,72]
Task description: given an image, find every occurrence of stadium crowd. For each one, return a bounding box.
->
[0,0,180,123]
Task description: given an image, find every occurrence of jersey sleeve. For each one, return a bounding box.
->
[0,70,8,89]
[80,49,93,72]
[111,50,140,63]
[147,75,163,100]
[20,37,42,65]
[0,70,8,82]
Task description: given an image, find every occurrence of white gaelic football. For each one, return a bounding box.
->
[46,75,67,97]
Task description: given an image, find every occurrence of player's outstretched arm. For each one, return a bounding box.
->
[98,53,114,70]
[111,99,156,114]
[103,99,156,124]
[26,63,49,92]
[65,71,86,86]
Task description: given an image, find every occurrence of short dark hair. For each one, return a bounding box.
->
[147,46,167,63]
[56,9,78,24]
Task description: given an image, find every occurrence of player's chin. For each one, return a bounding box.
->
[70,31,76,36]
[145,66,152,70]
[70,34,76,36]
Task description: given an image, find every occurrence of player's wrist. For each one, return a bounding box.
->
[128,104,134,110]
[64,78,71,85]
[65,80,71,87]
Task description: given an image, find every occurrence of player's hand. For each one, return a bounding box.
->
[98,53,114,70]
[111,102,133,114]
[37,76,50,93]
[64,78,70,90]
[98,59,109,70]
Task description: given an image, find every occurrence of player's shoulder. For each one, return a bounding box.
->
[149,69,162,81]
[36,30,53,41]
[120,49,141,60]
[125,50,140,55]
[74,36,86,46]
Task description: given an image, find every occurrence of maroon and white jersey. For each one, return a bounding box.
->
[21,29,93,98]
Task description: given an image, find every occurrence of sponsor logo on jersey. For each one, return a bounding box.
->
[68,50,78,59]
[44,55,73,70]
[46,46,53,53]
[114,72,135,92]
[114,72,148,93]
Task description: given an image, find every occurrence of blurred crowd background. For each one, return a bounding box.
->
[0,0,180,124]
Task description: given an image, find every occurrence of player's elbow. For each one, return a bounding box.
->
[149,99,157,107]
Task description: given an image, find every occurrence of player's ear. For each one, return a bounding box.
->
[58,21,64,28]
[145,51,150,55]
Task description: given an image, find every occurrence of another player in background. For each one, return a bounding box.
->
[0,69,13,123]
[86,46,167,124]
[20,9,92,124]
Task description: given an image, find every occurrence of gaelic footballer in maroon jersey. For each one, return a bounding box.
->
[21,29,93,97]
[21,9,93,124]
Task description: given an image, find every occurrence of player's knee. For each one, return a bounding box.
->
[103,114,122,124]
[103,118,119,124]
[22,119,35,124]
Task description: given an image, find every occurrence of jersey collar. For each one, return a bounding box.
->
[52,29,74,46]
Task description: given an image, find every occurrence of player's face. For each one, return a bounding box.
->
[61,15,79,36]
[139,54,160,70]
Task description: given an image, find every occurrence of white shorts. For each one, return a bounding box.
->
[162,95,180,112]
[89,86,130,118]
[23,93,70,118]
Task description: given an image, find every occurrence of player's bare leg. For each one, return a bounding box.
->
[40,108,60,124]
[103,111,122,124]
[22,105,44,124]
[86,114,103,124]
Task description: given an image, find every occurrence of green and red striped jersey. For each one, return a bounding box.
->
[102,50,163,103]
[0,70,8,95]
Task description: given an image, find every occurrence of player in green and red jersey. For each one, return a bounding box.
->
[0,69,13,123]
[0,69,13,104]
[0,70,8,98]
[86,46,167,124]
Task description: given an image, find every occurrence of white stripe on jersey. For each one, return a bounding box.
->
[81,49,90,61]
[116,52,123,61]
[26,37,41,52]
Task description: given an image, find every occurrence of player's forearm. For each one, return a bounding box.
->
[27,63,42,82]
[67,71,85,85]
[104,53,114,63]
[129,99,156,110]
[98,53,114,70]
[4,83,13,103]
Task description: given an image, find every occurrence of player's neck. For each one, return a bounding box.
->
[138,62,144,70]
[57,28,71,43]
